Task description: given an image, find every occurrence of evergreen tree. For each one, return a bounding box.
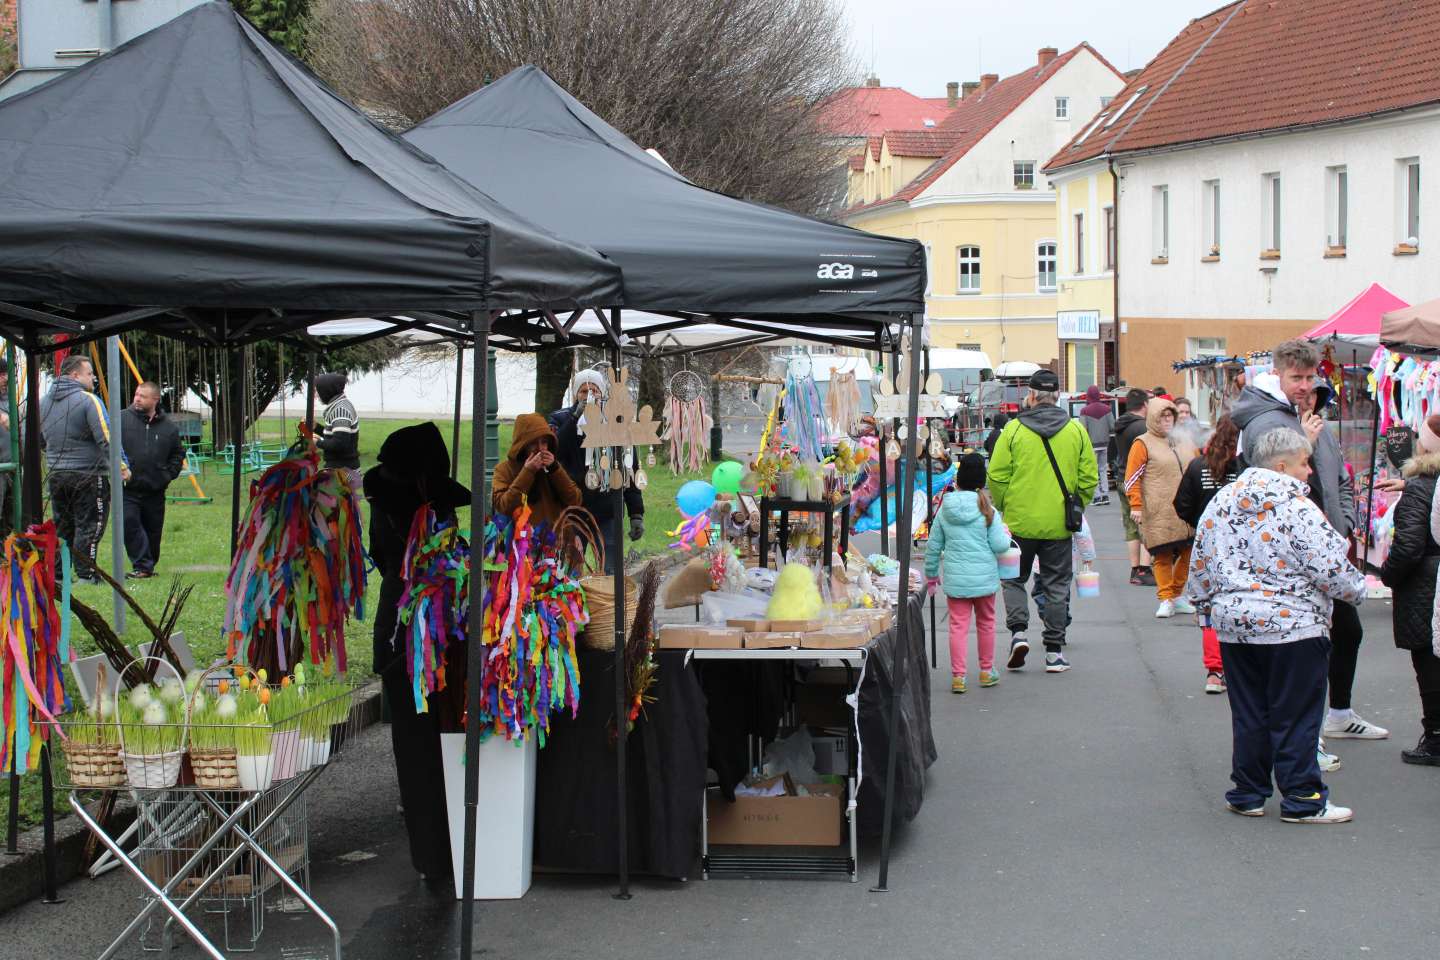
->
[232,0,309,57]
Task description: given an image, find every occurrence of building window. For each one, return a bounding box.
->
[1152,185,1169,260]
[1037,242,1057,291]
[1013,162,1035,189]
[1104,206,1115,270]
[1262,172,1281,254]
[1399,157,1420,246]
[1073,214,1085,274]
[956,245,981,293]
[1326,166,1347,250]
[1070,343,1097,393]
[1202,179,1221,256]
[1100,95,1114,108]
[1055,97,1069,120]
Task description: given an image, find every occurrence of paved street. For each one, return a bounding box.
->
[3,517,1437,960]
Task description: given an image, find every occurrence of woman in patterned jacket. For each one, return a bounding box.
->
[1187,427,1365,825]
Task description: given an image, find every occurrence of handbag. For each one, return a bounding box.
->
[1039,433,1085,533]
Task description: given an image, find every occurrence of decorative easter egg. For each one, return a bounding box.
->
[129,685,153,710]
[216,693,238,719]
[294,663,307,686]
[256,668,268,684]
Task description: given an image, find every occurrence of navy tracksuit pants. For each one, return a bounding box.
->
[1220,636,1330,817]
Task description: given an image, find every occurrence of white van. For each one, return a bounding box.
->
[927,348,994,415]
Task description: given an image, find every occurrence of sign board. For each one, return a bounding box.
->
[1057,310,1101,341]
[873,394,948,419]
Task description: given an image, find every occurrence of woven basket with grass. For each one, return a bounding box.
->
[558,507,636,652]
[64,663,126,788]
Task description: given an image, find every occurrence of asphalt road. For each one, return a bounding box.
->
[3,515,1436,959]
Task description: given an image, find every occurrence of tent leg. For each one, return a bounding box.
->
[22,333,44,527]
[39,742,61,904]
[107,337,126,629]
[878,343,889,559]
[610,308,631,901]
[1360,398,1381,562]
[228,347,244,561]
[872,317,924,893]
[452,343,464,481]
[924,347,934,669]
[304,353,317,433]
[459,313,491,956]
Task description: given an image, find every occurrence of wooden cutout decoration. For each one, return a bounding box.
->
[580,368,663,450]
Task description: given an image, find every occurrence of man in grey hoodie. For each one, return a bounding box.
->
[1230,338,1386,750]
[39,355,119,583]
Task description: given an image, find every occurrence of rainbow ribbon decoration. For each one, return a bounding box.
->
[782,369,825,462]
[223,449,367,673]
[1,522,72,775]
[476,505,584,747]
[396,505,469,713]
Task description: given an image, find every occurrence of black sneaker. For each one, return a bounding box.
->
[1007,634,1030,670]
[1137,566,1157,587]
[125,569,156,580]
[1401,731,1440,766]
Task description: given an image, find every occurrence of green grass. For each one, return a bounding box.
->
[10,415,718,830]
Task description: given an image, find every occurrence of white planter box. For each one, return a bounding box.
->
[440,732,536,900]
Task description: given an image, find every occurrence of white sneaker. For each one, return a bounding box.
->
[1281,801,1353,824]
[1172,597,1196,615]
[1155,599,1174,618]
[1323,711,1390,740]
[1317,744,1342,773]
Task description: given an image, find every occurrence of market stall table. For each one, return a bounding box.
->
[757,494,852,570]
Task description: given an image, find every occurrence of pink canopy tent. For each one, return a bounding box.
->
[1303,282,1409,354]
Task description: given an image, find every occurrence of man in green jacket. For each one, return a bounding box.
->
[987,369,1098,673]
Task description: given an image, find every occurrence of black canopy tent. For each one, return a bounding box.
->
[403,64,930,902]
[0,0,624,922]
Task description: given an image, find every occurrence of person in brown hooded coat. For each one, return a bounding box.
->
[492,413,582,525]
[1124,397,1197,619]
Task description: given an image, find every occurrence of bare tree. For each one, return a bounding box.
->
[306,0,856,214]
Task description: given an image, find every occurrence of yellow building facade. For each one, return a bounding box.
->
[1046,159,1118,392]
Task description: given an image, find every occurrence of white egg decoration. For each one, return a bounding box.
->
[142,701,168,725]
[184,670,204,693]
[158,679,184,705]
[129,685,153,710]
[215,693,238,719]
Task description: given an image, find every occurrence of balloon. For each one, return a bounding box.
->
[675,480,717,517]
[711,461,743,494]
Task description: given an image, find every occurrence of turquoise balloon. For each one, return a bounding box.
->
[711,461,743,495]
[676,480,717,517]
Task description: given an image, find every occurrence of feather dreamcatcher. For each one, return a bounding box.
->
[782,355,825,462]
[663,368,712,475]
[825,367,863,436]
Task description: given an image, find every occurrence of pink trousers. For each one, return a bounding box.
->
[948,594,997,677]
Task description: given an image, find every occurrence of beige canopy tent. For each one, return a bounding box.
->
[1382,297,1440,357]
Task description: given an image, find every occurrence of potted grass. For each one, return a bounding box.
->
[62,663,125,788]
[264,681,304,780]
[232,703,275,792]
[186,665,244,790]
[116,681,187,789]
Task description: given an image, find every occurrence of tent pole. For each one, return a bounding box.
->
[924,346,934,669]
[459,311,491,956]
[1360,394,1381,563]
[879,340,889,559]
[22,332,43,527]
[304,353,317,433]
[228,344,244,561]
[452,342,464,480]
[107,337,126,629]
[611,307,631,901]
[872,316,924,892]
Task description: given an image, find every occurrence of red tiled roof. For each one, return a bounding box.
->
[883,129,965,158]
[847,154,867,171]
[867,135,882,161]
[816,86,954,138]
[849,43,1121,210]
[1046,0,1440,171]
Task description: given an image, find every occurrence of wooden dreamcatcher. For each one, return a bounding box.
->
[663,368,711,475]
[580,367,662,491]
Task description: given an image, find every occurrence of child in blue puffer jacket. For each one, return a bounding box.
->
[925,453,1011,693]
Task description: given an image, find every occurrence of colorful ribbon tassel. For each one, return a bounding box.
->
[396,505,469,713]
[1,522,72,775]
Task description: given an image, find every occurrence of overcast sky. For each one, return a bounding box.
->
[840,0,1225,96]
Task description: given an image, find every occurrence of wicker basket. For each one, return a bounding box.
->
[189,748,240,790]
[63,741,126,788]
[579,575,639,651]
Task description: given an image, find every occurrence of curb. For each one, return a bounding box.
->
[0,680,385,917]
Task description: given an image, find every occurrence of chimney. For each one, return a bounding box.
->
[962,81,980,99]
[1038,46,1058,69]
[979,73,999,94]
[864,74,881,88]
[946,81,959,107]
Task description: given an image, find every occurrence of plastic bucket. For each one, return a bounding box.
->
[1076,570,1100,598]
[998,547,1022,580]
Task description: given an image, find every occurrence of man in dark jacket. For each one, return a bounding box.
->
[549,369,643,573]
[120,382,184,579]
[314,372,360,484]
[1113,388,1153,585]
[1230,338,1382,752]
[39,355,114,583]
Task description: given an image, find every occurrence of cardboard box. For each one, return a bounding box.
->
[657,625,743,649]
[726,618,770,633]
[743,631,803,649]
[800,627,869,649]
[768,618,825,633]
[706,783,844,846]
